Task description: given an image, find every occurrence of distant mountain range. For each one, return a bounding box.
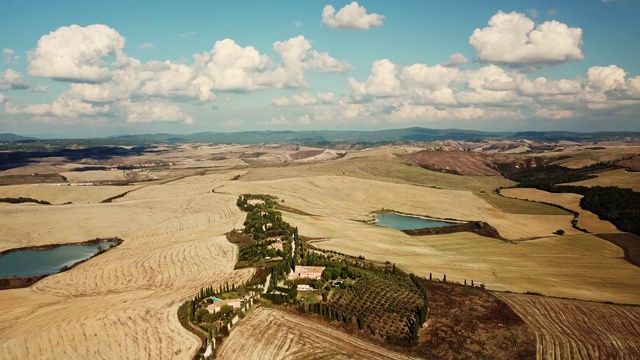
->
[2,128,640,144]
[0,133,38,142]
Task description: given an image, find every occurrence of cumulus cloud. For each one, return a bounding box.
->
[0,94,6,104]
[14,25,352,125]
[348,59,401,97]
[293,92,317,106]
[120,100,193,124]
[322,56,640,125]
[0,69,30,90]
[469,11,583,66]
[317,92,335,103]
[322,2,385,29]
[28,24,126,82]
[0,69,48,92]
[3,48,19,64]
[261,115,290,126]
[138,43,154,50]
[298,114,312,125]
[271,97,290,106]
[442,53,468,67]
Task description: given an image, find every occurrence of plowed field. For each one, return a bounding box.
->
[0,173,253,359]
[497,293,640,360]
[217,306,414,360]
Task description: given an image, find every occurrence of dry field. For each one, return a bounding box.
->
[565,168,640,191]
[500,188,621,234]
[497,293,640,360]
[2,143,640,358]
[217,306,414,360]
[220,176,640,304]
[0,173,253,359]
[0,184,143,204]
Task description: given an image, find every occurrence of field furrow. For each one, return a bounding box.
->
[497,293,640,360]
[217,306,415,360]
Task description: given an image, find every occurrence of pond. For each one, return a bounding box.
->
[0,241,118,278]
[373,213,454,231]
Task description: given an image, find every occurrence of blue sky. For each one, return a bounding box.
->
[1,1,639,137]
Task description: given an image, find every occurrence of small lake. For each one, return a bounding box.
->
[373,213,453,231]
[0,241,117,278]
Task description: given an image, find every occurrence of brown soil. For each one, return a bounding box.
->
[0,275,47,290]
[290,150,325,160]
[402,150,503,176]
[597,232,640,267]
[403,221,506,241]
[415,281,536,359]
[497,293,640,359]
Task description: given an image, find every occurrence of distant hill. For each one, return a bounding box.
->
[107,127,512,144]
[0,133,39,142]
[4,128,640,145]
[511,131,640,141]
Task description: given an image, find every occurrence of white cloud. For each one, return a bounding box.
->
[348,59,401,97]
[28,24,126,82]
[294,20,302,28]
[120,100,193,124]
[3,48,19,64]
[0,69,48,92]
[469,11,583,65]
[535,107,576,119]
[322,2,385,29]
[293,92,317,106]
[317,92,335,103]
[441,53,468,67]
[0,94,6,104]
[0,69,30,90]
[298,114,312,124]
[271,97,290,106]
[138,43,154,50]
[261,115,290,126]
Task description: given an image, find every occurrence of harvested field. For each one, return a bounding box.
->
[0,173,253,359]
[500,187,621,234]
[60,170,127,183]
[0,184,144,204]
[476,192,571,215]
[564,168,640,191]
[220,176,640,304]
[497,293,640,360]
[217,306,414,360]
[239,147,515,192]
[402,150,503,176]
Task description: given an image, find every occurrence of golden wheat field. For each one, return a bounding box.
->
[219,176,640,304]
[0,173,253,359]
[217,306,415,360]
[1,144,640,359]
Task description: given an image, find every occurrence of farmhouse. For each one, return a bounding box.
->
[297,284,311,291]
[247,199,265,206]
[207,299,242,314]
[290,266,325,280]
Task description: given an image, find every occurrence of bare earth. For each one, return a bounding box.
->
[217,306,415,360]
[497,293,640,360]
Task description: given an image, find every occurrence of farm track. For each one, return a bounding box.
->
[217,306,415,360]
[496,293,640,360]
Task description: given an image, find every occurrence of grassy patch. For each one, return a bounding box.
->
[476,192,570,215]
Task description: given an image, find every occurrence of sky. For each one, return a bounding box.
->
[1,0,640,138]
